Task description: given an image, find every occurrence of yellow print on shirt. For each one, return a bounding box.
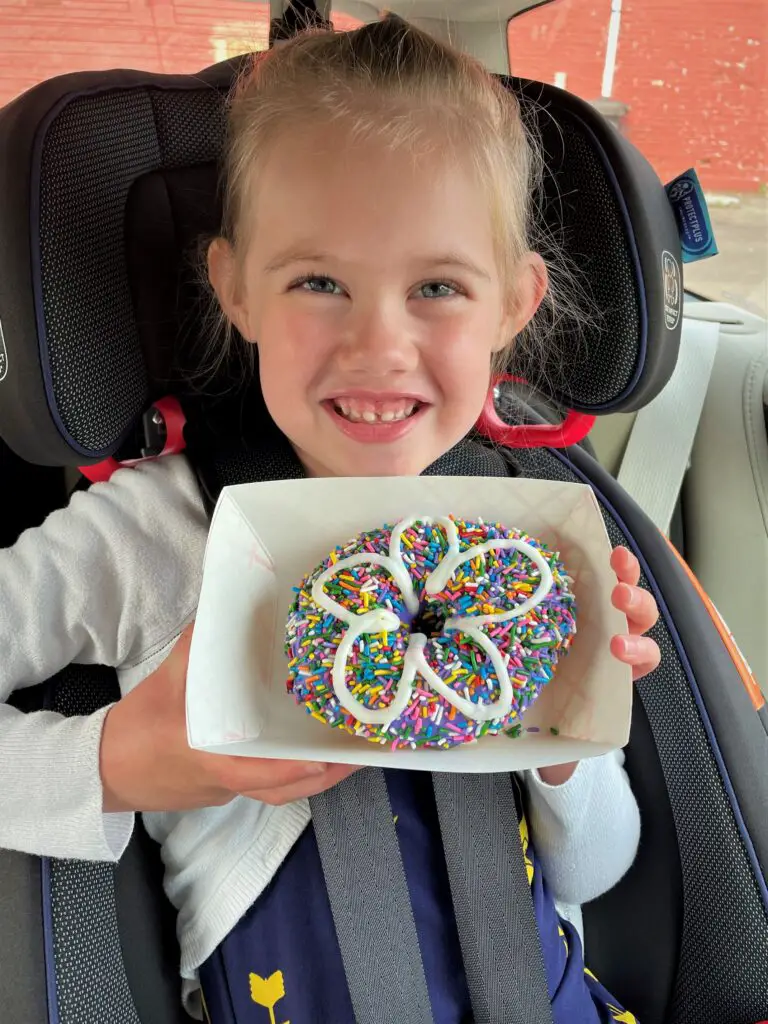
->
[607,1007,638,1024]
[250,971,291,1024]
[518,813,535,885]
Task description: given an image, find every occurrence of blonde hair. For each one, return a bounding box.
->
[214,15,591,383]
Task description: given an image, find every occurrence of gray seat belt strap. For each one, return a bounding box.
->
[432,773,554,1024]
[617,315,721,534]
[310,767,434,1024]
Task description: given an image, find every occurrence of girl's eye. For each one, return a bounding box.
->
[293,275,343,296]
[418,281,460,299]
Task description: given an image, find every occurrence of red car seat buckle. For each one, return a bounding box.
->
[79,396,186,484]
[476,375,596,449]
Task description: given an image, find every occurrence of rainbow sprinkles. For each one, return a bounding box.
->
[285,516,577,749]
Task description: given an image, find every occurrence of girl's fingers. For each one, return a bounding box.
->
[610,549,661,679]
[610,546,641,587]
[611,634,661,680]
[612,582,660,634]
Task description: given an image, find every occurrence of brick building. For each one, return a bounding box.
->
[1,0,765,192]
[508,0,767,193]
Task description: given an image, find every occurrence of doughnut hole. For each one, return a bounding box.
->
[410,603,448,639]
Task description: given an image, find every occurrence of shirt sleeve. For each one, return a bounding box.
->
[0,455,208,861]
[522,748,641,906]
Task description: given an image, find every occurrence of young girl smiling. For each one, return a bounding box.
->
[0,18,659,1022]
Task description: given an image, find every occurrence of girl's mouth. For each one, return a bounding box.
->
[322,397,428,442]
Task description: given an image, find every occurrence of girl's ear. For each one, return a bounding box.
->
[207,238,255,342]
[494,252,549,352]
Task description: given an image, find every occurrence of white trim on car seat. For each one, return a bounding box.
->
[617,313,721,536]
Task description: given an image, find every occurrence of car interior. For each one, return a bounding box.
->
[0,1,766,1022]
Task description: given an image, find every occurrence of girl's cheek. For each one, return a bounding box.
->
[283,309,339,356]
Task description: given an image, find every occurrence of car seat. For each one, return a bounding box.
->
[0,54,766,1024]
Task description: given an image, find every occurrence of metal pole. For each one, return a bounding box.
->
[601,0,623,99]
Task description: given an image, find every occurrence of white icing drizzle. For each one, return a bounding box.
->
[438,538,553,629]
[311,516,555,727]
[312,553,419,622]
[332,611,416,725]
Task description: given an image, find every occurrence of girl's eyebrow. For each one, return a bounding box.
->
[264,248,330,273]
[264,248,491,280]
[424,255,491,280]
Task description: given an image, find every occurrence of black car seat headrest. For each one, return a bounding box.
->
[0,59,684,468]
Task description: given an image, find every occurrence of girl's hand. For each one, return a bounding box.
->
[100,624,359,814]
[610,546,661,680]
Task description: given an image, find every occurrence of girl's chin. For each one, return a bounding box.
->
[296,445,434,480]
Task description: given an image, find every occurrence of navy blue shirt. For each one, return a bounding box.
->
[200,770,637,1024]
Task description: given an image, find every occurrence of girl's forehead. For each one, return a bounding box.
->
[248,121,498,262]
[259,118,467,190]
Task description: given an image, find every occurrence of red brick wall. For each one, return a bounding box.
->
[0,0,360,104]
[1,0,765,192]
[0,0,262,103]
[509,0,768,192]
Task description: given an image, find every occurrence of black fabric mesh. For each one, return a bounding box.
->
[46,666,140,1024]
[37,86,227,457]
[150,88,226,169]
[38,91,158,454]
[513,445,768,1024]
[509,104,642,410]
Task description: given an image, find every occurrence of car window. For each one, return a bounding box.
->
[508,2,767,317]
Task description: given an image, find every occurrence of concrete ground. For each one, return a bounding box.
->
[683,193,768,318]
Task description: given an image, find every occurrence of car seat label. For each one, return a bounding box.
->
[661,250,682,330]
[665,168,719,264]
[0,317,7,383]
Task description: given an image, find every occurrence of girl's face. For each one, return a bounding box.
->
[210,121,545,478]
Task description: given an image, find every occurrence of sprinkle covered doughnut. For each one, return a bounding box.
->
[285,517,576,749]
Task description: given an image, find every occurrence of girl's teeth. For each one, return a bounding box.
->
[333,401,421,423]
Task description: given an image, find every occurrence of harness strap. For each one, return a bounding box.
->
[433,772,554,1024]
[310,769,434,1024]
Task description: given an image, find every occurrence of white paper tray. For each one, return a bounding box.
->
[186,475,631,773]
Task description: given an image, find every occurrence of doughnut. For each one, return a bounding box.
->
[285,516,576,749]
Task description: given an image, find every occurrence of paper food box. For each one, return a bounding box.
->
[186,476,631,773]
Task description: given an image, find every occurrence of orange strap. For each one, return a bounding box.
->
[665,537,765,713]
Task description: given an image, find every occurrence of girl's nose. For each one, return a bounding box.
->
[335,304,420,376]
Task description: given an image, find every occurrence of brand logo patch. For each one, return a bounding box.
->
[664,167,719,264]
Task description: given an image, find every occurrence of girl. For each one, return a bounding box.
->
[0,17,660,1024]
